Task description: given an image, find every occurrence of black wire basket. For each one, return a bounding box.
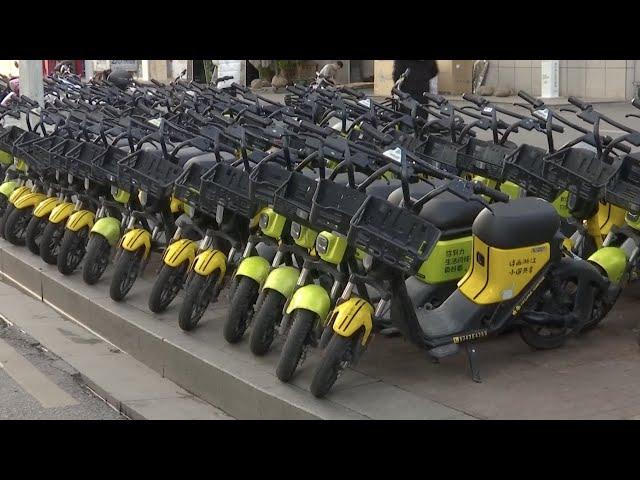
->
[248,161,292,205]
[92,146,131,188]
[12,130,48,174]
[173,161,209,206]
[272,170,317,226]
[0,125,27,154]
[502,144,559,201]
[457,138,513,180]
[347,196,441,275]
[64,141,108,182]
[117,149,183,199]
[604,153,640,213]
[199,162,256,219]
[309,178,367,235]
[416,135,465,175]
[543,148,618,201]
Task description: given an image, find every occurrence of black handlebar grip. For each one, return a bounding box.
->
[299,119,333,136]
[568,96,590,111]
[216,76,234,84]
[392,88,410,100]
[281,116,299,128]
[473,181,510,203]
[551,123,564,133]
[462,93,486,106]
[616,142,632,154]
[242,111,272,127]
[340,86,365,99]
[517,90,543,108]
[423,92,447,106]
[21,95,39,107]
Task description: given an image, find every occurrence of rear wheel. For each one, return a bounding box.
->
[57,227,89,275]
[40,222,65,265]
[223,277,259,344]
[4,207,32,246]
[178,272,219,331]
[275,309,317,382]
[25,216,47,255]
[249,290,287,356]
[0,203,15,239]
[148,262,188,313]
[109,248,144,302]
[82,235,112,285]
[310,332,361,398]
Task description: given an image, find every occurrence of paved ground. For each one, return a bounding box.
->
[0,317,124,420]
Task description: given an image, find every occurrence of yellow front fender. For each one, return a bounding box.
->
[119,228,152,258]
[161,238,198,268]
[33,197,61,219]
[192,248,227,277]
[330,297,374,345]
[8,185,31,204]
[66,210,95,232]
[48,202,76,224]
[13,192,47,210]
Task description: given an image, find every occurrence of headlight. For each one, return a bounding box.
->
[627,212,640,223]
[362,253,373,271]
[259,213,269,230]
[291,222,301,240]
[316,234,329,255]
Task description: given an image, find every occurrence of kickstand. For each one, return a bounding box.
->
[465,343,482,383]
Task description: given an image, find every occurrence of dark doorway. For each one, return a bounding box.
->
[192,60,207,83]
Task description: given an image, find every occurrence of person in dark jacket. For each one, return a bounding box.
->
[392,60,438,103]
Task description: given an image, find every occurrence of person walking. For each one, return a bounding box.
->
[392,60,438,102]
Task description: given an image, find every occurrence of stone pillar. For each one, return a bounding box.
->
[19,60,44,106]
[541,60,559,98]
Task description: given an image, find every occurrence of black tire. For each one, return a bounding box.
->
[519,324,568,350]
[275,309,316,382]
[57,227,89,275]
[4,207,32,246]
[178,271,219,331]
[148,262,188,313]
[223,276,259,344]
[0,202,15,239]
[39,221,65,265]
[310,332,359,398]
[249,290,287,356]
[82,235,112,285]
[25,215,47,255]
[109,248,144,302]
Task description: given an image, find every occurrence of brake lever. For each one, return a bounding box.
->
[625,113,640,120]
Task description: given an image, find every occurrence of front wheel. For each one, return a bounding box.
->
[249,290,287,356]
[148,262,188,313]
[109,248,144,302]
[310,332,361,398]
[178,271,219,331]
[223,277,259,344]
[57,227,90,275]
[25,216,47,255]
[82,235,112,285]
[0,202,15,239]
[275,309,316,382]
[4,207,32,246]
[40,222,65,265]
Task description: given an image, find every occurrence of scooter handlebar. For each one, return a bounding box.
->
[472,181,510,203]
[462,93,486,107]
[518,90,544,108]
[568,96,591,111]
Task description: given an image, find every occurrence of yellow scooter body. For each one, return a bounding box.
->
[119,228,152,259]
[66,210,95,232]
[33,197,62,219]
[8,185,32,204]
[13,192,47,210]
[192,248,227,278]
[48,202,76,224]
[161,238,198,268]
[330,297,375,345]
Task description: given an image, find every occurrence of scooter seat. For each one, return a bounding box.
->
[388,182,483,233]
[473,197,560,249]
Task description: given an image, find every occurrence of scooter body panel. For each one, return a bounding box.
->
[48,202,75,224]
[33,196,61,218]
[13,192,47,210]
[262,265,300,298]
[91,217,122,246]
[66,210,95,232]
[286,284,331,322]
[120,228,152,258]
[416,236,472,284]
[234,255,271,284]
[162,238,198,268]
[192,249,227,277]
[330,297,374,345]
[588,246,627,284]
[0,180,17,198]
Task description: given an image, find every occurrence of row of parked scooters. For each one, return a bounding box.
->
[0,69,638,398]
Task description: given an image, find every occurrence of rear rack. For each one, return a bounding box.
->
[199,162,256,219]
[310,179,367,235]
[117,149,183,199]
[347,196,441,275]
[502,144,558,201]
[604,153,640,213]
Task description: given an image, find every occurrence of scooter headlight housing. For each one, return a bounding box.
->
[626,211,640,230]
[259,213,269,230]
[315,231,347,265]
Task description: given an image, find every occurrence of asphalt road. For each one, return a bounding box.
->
[0,317,124,420]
